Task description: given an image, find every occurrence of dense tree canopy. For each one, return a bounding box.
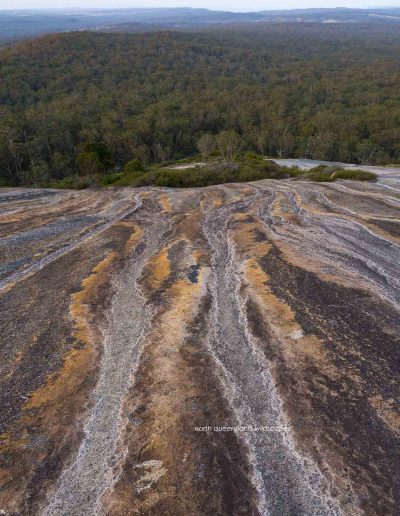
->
[0,23,400,186]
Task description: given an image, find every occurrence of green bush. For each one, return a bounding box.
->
[53,175,97,189]
[100,172,123,185]
[244,151,264,161]
[296,165,377,182]
[330,168,377,181]
[124,159,144,173]
[303,172,334,182]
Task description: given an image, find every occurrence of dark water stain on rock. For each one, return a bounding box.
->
[187,264,200,283]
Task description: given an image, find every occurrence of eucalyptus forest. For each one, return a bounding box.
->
[1,22,400,186]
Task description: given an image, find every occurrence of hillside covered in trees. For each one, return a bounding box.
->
[1,23,400,186]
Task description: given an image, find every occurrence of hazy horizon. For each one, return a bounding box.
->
[1,1,398,12]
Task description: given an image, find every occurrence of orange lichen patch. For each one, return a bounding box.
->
[24,346,90,412]
[179,208,207,249]
[369,395,400,435]
[363,219,400,246]
[192,248,205,264]
[14,350,24,364]
[144,246,171,291]
[0,281,16,295]
[0,213,25,224]
[124,225,143,256]
[0,430,29,456]
[246,260,291,316]
[201,190,222,210]
[162,271,207,345]
[232,212,249,221]
[71,252,116,341]
[247,257,334,366]
[113,220,141,255]
[231,216,271,257]
[115,221,136,228]
[159,194,172,213]
[270,193,287,217]
[25,251,117,411]
[239,186,254,195]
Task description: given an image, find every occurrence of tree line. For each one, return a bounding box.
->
[1,23,400,186]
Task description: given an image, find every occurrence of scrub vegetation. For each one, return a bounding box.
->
[53,155,376,189]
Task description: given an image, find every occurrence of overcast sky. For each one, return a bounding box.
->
[0,0,396,11]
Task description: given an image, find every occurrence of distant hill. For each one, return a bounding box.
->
[1,7,400,41]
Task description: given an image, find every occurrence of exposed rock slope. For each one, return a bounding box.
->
[0,180,399,515]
